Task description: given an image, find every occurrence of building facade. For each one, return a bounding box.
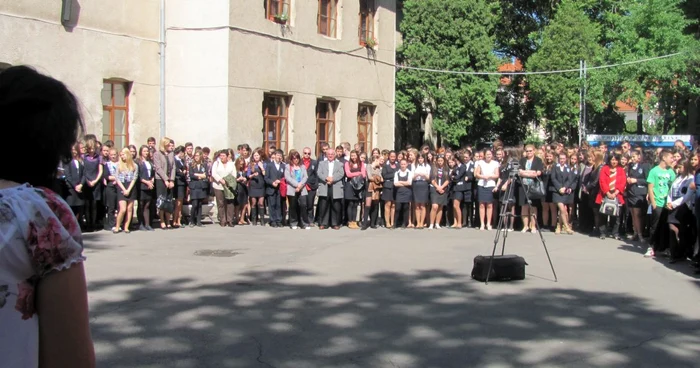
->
[1,0,396,154]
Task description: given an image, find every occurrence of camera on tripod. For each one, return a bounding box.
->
[508,159,520,177]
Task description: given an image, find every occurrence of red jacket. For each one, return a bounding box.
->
[596,165,627,205]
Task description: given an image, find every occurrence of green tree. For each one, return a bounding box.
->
[527,0,604,143]
[606,0,699,133]
[396,0,501,146]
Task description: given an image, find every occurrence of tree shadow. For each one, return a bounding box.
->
[89,269,700,367]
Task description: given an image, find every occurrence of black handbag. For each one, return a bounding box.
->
[350,176,365,191]
[525,178,546,200]
[157,194,174,213]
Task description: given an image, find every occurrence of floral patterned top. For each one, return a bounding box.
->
[0,184,85,368]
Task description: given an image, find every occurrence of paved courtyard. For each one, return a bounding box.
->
[84,225,700,368]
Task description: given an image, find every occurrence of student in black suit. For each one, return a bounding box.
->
[188,150,209,227]
[301,147,318,225]
[264,149,286,227]
[551,152,575,234]
[65,143,86,222]
[137,145,155,231]
[461,150,475,228]
[626,149,651,241]
[172,146,188,228]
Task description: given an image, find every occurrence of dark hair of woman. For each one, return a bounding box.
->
[0,66,83,188]
[174,145,185,155]
[607,153,622,166]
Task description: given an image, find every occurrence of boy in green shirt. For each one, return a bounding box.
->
[645,151,676,257]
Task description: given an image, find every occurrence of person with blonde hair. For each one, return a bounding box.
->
[114,147,139,233]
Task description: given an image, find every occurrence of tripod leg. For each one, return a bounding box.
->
[529,201,558,282]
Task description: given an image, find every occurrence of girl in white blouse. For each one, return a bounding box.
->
[474,149,500,230]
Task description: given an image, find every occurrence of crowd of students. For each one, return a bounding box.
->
[57,135,700,267]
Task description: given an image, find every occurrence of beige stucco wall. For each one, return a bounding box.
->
[2,0,396,153]
[0,0,161,146]
[226,0,396,153]
[165,0,232,150]
[166,0,396,153]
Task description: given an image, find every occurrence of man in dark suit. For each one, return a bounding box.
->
[264,149,286,227]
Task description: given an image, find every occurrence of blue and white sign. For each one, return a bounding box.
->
[586,134,691,148]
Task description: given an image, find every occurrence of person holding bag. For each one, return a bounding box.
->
[517,144,544,233]
[596,153,627,240]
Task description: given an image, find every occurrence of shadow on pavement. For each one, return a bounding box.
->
[89,269,700,367]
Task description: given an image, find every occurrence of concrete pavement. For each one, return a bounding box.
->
[84,225,700,367]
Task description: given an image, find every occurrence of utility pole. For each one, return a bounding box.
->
[579,60,583,146]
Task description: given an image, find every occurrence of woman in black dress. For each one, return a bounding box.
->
[137,145,155,231]
[65,143,85,221]
[541,151,557,231]
[248,148,266,225]
[188,150,209,227]
[517,144,544,233]
[173,146,188,228]
[234,156,249,225]
[115,148,138,233]
[382,151,398,229]
[82,137,103,231]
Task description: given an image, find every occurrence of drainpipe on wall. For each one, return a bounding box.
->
[159,0,166,138]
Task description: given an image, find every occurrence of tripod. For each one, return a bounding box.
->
[485,173,558,284]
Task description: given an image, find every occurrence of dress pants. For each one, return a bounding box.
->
[649,206,668,251]
[267,191,282,225]
[288,192,308,227]
[306,189,316,224]
[318,192,341,227]
[214,189,235,225]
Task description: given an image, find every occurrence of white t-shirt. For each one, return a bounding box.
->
[476,160,500,187]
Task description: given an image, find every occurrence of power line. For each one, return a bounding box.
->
[397,52,689,76]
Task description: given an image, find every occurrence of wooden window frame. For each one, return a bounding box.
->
[263,94,290,153]
[102,80,130,148]
[357,104,374,152]
[265,0,291,22]
[317,0,338,37]
[359,0,375,46]
[316,100,337,157]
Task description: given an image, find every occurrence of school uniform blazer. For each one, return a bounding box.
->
[626,162,650,198]
[452,163,469,192]
[64,159,85,206]
[550,164,573,192]
[153,150,176,183]
[138,160,155,191]
[596,165,627,205]
[316,159,345,198]
[188,163,209,190]
[304,159,319,190]
[175,159,188,187]
[64,159,85,189]
[264,161,286,196]
[284,165,309,196]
